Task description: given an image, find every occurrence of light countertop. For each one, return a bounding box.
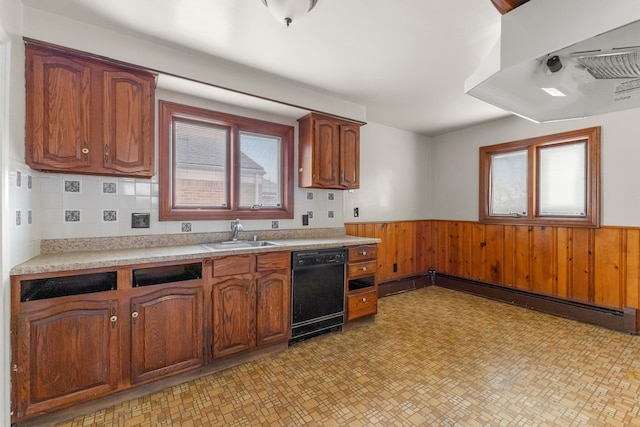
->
[10,236,380,276]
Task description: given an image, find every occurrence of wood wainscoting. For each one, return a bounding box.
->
[346,220,640,331]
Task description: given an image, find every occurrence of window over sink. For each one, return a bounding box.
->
[159,101,294,221]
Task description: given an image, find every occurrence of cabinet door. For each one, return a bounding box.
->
[26,50,92,170]
[339,123,360,189]
[256,270,290,347]
[15,299,119,419]
[103,69,154,176]
[312,118,340,187]
[130,286,203,384]
[212,278,256,358]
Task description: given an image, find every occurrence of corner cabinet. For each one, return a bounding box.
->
[297,113,363,189]
[25,39,156,178]
[11,262,204,423]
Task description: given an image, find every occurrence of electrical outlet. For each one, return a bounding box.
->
[271,220,279,229]
[354,207,359,217]
[302,214,309,226]
[131,213,150,228]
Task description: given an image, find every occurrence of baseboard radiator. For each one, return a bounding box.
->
[378,274,431,298]
[435,273,639,335]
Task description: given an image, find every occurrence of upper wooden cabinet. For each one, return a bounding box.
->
[297,113,363,189]
[25,39,156,178]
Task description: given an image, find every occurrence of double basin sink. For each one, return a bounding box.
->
[201,240,280,251]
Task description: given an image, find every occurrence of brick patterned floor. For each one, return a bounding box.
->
[55,287,640,426]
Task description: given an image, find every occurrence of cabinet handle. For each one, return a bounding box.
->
[104,144,109,163]
[361,297,367,302]
[361,267,367,271]
[132,306,139,325]
[110,307,117,328]
[82,146,89,155]
[360,251,367,256]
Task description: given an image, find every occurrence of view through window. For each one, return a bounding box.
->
[479,127,600,227]
[159,101,294,221]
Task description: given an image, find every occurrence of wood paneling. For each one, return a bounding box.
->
[347,220,640,310]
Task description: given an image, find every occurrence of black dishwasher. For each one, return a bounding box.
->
[290,247,347,343]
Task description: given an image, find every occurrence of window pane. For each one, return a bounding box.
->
[539,142,586,216]
[490,150,528,216]
[173,120,228,207]
[239,132,282,208]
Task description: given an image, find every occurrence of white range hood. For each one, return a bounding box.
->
[465,0,640,122]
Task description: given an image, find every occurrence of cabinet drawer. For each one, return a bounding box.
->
[347,290,377,321]
[256,252,290,272]
[348,245,377,262]
[212,256,252,277]
[347,260,377,278]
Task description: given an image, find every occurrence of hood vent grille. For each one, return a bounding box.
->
[576,50,640,79]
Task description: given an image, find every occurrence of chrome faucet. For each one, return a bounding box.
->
[230,219,243,241]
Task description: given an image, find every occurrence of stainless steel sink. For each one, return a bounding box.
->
[201,240,280,251]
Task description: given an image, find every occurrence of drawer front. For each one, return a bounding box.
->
[256,251,290,272]
[348,245,377,263]
[347,290,377,321]
[347,260,377,278]
[212,256,252,277]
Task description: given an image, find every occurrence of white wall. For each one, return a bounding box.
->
[430,107,640,227]
[22,7,366,124]
[1,0,25,424]
[343,122,432,222]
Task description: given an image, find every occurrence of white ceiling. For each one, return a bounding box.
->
[21,0,513,136]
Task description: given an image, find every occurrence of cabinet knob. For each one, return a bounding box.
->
[110,315,117,328]
[82,147,89,154]
[299,168,303,173]
[131,311,139,319]
[360,251,367,256]
[361,297,367,302]
[361,267,367,271]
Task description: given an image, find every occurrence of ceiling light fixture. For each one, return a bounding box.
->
[261,0,318,27]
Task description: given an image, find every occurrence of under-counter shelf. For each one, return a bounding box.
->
[348,276,375,292]
[20,271,117,302]
[132,262,202,287]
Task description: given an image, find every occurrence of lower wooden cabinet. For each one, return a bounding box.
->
[211,252,290,359]
[212,277,256,358]
[346,244,379,321]
[256,270,291,346]
[11,252,293,423]
[130,286,203,384]
[14,296,120,420]
[347,290,378,321]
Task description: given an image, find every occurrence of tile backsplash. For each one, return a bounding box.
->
[22,171,344,240]
[9,159,40,266]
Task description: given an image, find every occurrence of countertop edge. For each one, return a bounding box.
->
[10,236,381,276]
